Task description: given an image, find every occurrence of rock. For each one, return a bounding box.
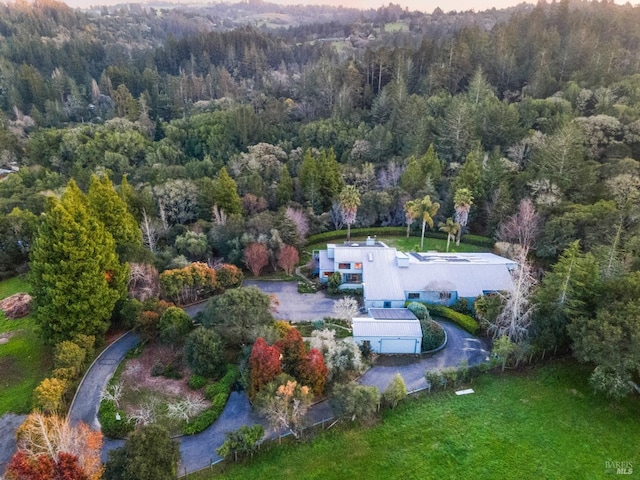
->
[0,292,32,319]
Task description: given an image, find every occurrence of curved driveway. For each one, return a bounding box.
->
[68,331,140,430]
[65,292,488,475]
[358,320,490,392]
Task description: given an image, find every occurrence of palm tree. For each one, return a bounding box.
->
[453,188,473,246]
[410,195,440,251]
[438,217,460,252]
[339,185,361,241]
[403,199,418,238]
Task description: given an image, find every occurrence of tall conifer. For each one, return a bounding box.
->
[29,180,127,344]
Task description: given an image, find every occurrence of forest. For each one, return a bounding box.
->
[1,0,640,403]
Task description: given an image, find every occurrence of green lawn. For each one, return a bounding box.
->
[0,277,52,415]
[189,361,640,480]
[305,235,489,262]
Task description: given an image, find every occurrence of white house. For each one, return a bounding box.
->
[315,237,516,310]
[352,308,422,354]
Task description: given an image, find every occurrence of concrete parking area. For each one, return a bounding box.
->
[243,280,337,322]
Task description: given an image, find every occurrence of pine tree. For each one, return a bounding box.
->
[88,174,142,261]
[29,180,127,344]
[213,167,242,215]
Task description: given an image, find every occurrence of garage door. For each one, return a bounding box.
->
[380,338,418,354]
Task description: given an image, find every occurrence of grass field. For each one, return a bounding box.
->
[189,360,640,480]
[0,277,51,415]
[304,235,489,262]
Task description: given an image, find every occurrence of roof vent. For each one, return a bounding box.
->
[368,253,374,262]
[365,236,375,246]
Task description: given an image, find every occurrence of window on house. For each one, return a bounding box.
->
[408,293,420,299]
[354,262,362,269]
[344,273,362,283]
[323,271,332,277]
[439,291,452,301]
[338,263,351,269]
[383,301,391,308]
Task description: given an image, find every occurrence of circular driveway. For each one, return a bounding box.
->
[243,280,337,322]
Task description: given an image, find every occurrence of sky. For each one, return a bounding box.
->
[62,0,635,12]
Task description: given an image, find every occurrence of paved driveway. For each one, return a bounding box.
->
[244,280,337,322]
[358,320,490,392]
[68,331,140,430]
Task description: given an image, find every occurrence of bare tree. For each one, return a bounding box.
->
[212,204,228,226]
[140,209,159,253]
[100,382,124,409]
[488,251,537,343]
[498,198,541,256]
[332,296,359,322]
[285,207,309,243]
[128,263,160,301]
[166,395,207,424]
[329,201,344,231]
[129,401,157,426]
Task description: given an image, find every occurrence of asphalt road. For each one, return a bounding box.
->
[67,331,140,429]
[0,413,26,474]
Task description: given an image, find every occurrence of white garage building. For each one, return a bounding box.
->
[352,308,422,354]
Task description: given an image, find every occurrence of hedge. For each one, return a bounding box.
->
[306,228,494,249]
[306,227,406,246]
[406,302,479,335]
[183,364,239,435]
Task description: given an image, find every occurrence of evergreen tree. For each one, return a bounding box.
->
[29,180,127,344]
[276,164,293,207]
[88,174,142,261]
[213,167,242,215]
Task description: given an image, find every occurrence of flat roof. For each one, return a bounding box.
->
[352,318,422,338]
[368,308,417,320]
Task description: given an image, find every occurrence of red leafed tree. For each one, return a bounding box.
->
[277,245,299,276]
[299,349,329,396]
[12,414,102,480]
[5,451,88,480]
[249,337,281,398]
[6,450,55,480]
[275,327,306,379]
[243,243,269,277]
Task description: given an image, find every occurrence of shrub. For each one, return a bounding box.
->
[327,272,342,295]
[216,425,265,461]
[425,371,444,392]
[417,303,479,335]
[306,227,406,246]
[216,264,243,290]
[382,373,407,408]
[188,375,207,390]
[54,341,87,379]
[451,298,470,314]
[159,306,192,345]
[119,298,143,329]
[184,365,238,435]
[407,302,430,321]
[330,383,380,422]
[33,377,68,413]
[421,320,446,351]
[297,281,316,294]
[184,327,226,379]
[99,399,135,439]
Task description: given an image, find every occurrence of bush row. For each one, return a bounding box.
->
[183,365,239,435]
[306,227,406,246]
[424,361,496,392]
[306,228,494,249]
[407,302,479,335]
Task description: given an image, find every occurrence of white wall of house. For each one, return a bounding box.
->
[354,335,421,354]
[364,299,406,309]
